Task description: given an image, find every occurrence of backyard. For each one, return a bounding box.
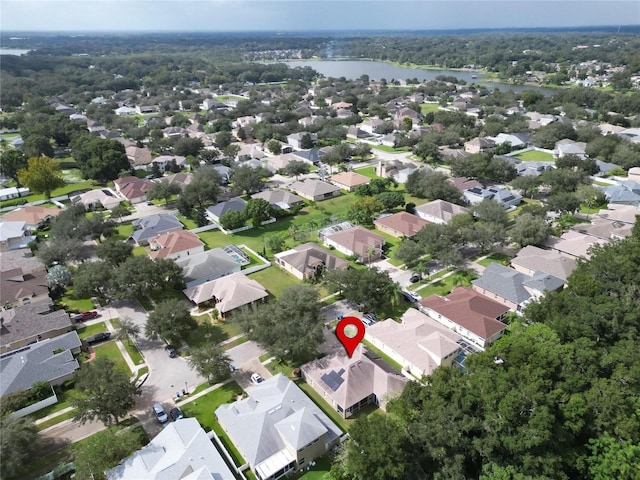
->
[513,149,555,162]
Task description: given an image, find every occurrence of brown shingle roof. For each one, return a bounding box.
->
[2,206,61,227]
[1,268,49,305]
[147,230,204,259]
[325,226,385,258]
[374,212,428,237]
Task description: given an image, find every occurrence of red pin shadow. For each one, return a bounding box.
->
[335,316,365,357]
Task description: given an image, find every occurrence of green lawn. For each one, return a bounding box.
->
[60,290,95,312]
[110,318,145,365]
[476,252,512,268]
[177,214,198,230]
[353,165,379,179]
[0,180,96,207]
[371,144,411,153]
[247,266,303,298]
[420,103,441,114]
[36,409,76,431]
[93,341,132,374]
[298,455,333,479]
[183,314,243,350]
[27,387,77,421]
[414,275,457,298]
[75,321,108,340]
[513,150,555,162]
[115,223,135,240]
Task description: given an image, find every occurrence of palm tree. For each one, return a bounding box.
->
[451,269,476,288]
[115,317,141,346]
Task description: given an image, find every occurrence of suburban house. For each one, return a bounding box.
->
[115,106,136,116]
[448,177,483,193]
[206,198,247,224]
[135,104,159,114]
[147,230,205,260]
[0,299,73,354]
[290,149,325,166]
[415,199,471,224]
[215,374,343,480]
[149,155,187,172]
[0,331,82,398]
[201,98,227,111]
[0,249,45,276]
[328,172,370,192]
[375,160,418,184]
[2,206,61,230]
[274,243,348,281]
[106,418,235,480]
[374,212,428,238]
[572,217,634,241]
[183,272,268,314]
[324,226,385,263]
[471,263,565,314]
[419,287,510,348]
[301,344,408,418]
[601,181,640,207]
[464,137,496,154]
[513,160,553,177]
[0,187,30,201]
[164,172,194,191]
[510,245,578,281]
[125,145,153,168]
[289,179,340,202]
[130,214,184,246]
[113,177,154,204]
[252,189,304,211]
[176,249,241,289]
[629,167,640,183]
[553,139,587,159]
[70,188,122,210]
[463,186,522,208]
[0,221,35,252]
[365,308,463,379]
[596,204,640,225]
[1,267,49,308]
[488,133,529,149]
[266,153,301,171]
[360,118,385,135]
[545,230,607,259]
[286,132,317,150]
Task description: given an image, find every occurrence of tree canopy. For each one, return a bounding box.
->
[17,156,65,200]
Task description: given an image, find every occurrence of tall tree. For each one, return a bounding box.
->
[17,156,65,200]
[405,169,462,203]
[244,198,272,226]
[0,416,41,479]
[72,357,140,426]
[283,160,311,180]
[145,298,197,345]
[96,238,133,266]
[115,317,141,346]
[187,344,232,384]
[325,267,397,313]
[510,213,550,247]
[0,149,27,188]
[147,179,181,204]
[231,165,272,195]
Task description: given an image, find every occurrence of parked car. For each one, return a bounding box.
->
[250,373,264,384]
[71,311,99,322]
[165,344,178,358]
[402,291,417,303]
[363,312,379,324]
[169,407,184,421]
[153,403,168,423]
[361,316,372,326]
[86,332,111,345]
[410,274,421,283]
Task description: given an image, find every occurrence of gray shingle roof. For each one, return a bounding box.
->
[130,214,183,244]
[0,331,81,396]
[0,299,72,351]
[205,198,247,221]
[472,263,532,305]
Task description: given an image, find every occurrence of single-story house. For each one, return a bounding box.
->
[274,243,348,281]
[414,200,471,224]
[464,137,496,154]
[163,172,194,190]
[70,188,122,210]
[553,139,587,159]
[176,248,241,289]
[290,149,325,165]
[0,187,30,201]
[113,177,154,204]
[595,204,640,224]
[135,104,159,114]
[147,230,205,260]
[215,374,342,480]
[448,177,483,193]
[125,146,153,168]
[545,230,607,259]
[329,172,370,192]
[463,187,522,208]
[374,212,428,238]
[206,198,247,224]
[289,180,340,202]
[252,189,304,211]
[1,267,50,308]
[301,344,408,418]
[510,245,577,281]
[130,214,183,246]
[365,308,463,379]
[472,263,564,314]
[266,153,302,171]
[572,217,633,241]
[601,181,640,207]
[0,299,73,355]
[488,133,529,149]
[0,248,45,276]
[0,331,82,397]
[183,271,268,314]
[115,106,136,116]
[149,155,187,172]
[2,205,60,230]
[286,132,317,150]
[419,286,510,348]
[0,221,35,252]
[106,418,235,480]
[324,226,385,263]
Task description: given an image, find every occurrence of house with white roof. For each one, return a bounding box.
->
[553,139,587,159]
[510,245,578,281]
[415,199,471,224]
[301,344,408,418]
[70,188,122,211]
[215,374,342,480]
[106,418,235,480]
[183,271,268,314]
[0,221,35,252]
[365,309,463,379]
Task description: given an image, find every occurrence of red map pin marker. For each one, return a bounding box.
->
[335,316,365,358]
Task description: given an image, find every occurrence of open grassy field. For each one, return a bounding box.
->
[513,150,555,162]
[247,265,304,298]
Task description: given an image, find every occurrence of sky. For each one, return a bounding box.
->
[1,0,639,33]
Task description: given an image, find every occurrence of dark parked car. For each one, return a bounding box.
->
[169,407,184,421]
[165,345,178,358]
[86,332,111,345]
[402,291,417,303]
[410,274,421,283]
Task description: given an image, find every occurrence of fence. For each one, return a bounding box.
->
[9,386,58,419]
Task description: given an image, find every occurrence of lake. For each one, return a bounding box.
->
[0,49,32,56]
[283,60,555,96]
